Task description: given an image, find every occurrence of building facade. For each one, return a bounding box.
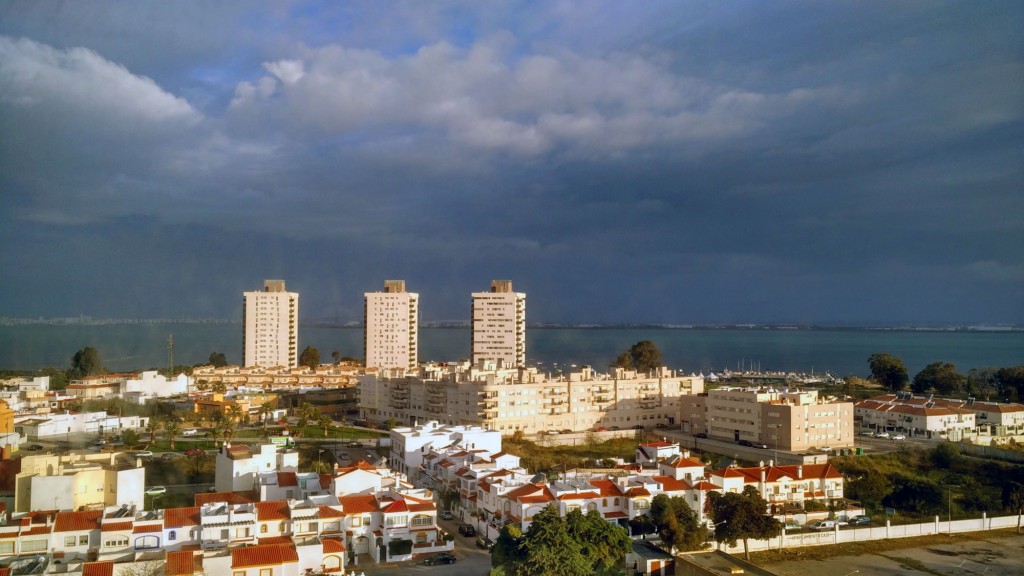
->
[680,387,855,451]
[471,280,526,369]
[242,279,299,368]
[360,364,704,435]
[364,280,420,370]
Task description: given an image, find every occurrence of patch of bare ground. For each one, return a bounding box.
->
[748,529,1020,565]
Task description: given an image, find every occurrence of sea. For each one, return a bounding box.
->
[1,324,1021,378]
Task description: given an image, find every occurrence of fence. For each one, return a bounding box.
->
[713,512,1022,556]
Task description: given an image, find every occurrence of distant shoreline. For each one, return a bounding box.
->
[2,317,1020,333]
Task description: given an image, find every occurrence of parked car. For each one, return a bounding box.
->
[655,423,668,429]
[694,432,708,439]
[132,450,154,458]
[848,515,872,526]
[26,444,43,451]
[738,439,753,447]
[145,486,166,496]
[476,536,494,549]
[875,431,890,439]
[782,521,802,531]
[458,523,475,536]
[609,426,620,431]
[423,552,457,566]
[593,427,607,432]
[860,430,875,436]
[631,424,644,430]
[440,510,454,520]
[560,429,573,434]
[181,429,198,436]
[184,448,205,456]
[820,446,833,452]
[892,434,906,441]
[808,520,838,530]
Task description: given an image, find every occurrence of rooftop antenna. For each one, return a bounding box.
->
[167,334,174,374]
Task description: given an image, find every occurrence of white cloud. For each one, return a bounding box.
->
[0,35,199,125]
[226,38,828,157]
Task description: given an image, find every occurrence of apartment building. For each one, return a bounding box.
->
[364,280,420,370]
[242,279,299,368]
[192,363,361,388]
[680,387,854,451]
[14,452,145,513]
[360,364,704,434]
[472,280,526,369]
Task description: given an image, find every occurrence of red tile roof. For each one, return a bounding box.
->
[165,507,201,528]
[133,524,163,533]
[231,543,299,568]
[339,494,378,514]
[54,510,103,532]
[277,471,298,487]
[166,551,201,576]
[82,562,114,576]
[101,522,133,532]
[322,537,346,553]
[380,499,409,514]
[256,500,290,521]
[195,490,258,506]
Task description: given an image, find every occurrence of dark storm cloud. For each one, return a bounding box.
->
[0,1,1021,325]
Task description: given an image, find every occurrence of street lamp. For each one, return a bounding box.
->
[944,485,959,535]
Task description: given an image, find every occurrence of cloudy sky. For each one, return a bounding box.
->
[1,1,1021,326]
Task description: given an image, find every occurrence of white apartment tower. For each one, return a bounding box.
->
[364,280,420,370]
[243,279,299,367]
[471,280,526,369]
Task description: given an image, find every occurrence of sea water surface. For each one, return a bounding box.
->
[1,324,1021,377]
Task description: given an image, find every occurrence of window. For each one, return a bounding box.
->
[351,516,362,527]
[64,536,76,547]
[168,530,176,541]
[260,524,268,534]
[103,537,128,548]
[135,535,159,550]
[79,535,89,545]
[20,538,53,556]
[385,515,407,528]
[0,541,13,554]
[261,569,272,576]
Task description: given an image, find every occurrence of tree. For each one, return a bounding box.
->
[122,429,140,448]
[967,367,998,400]
[846,473,893,513]
[491,524,525,569]
[932,441,961,468]
[296,402,317,429]
[332,350,341,363]
[316,412,333,437]
[612,340,663,373]
[164,416,183,450]
[912,362,965,395]
[299,346,320,369]
[69,347,103,380]
[995,366,1024,402]
[650,494,708,552]
[207,352,228,367]
[510,505,590,576]
[145,416,162,446]
[258,402,275,432]
[868,353,908,392]
[710,486,780,560]
[565,509,632,576]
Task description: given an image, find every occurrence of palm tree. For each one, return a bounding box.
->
[296,402,315,430]
[164,416,183,450]
[317,413,332,438]
[145,416,162,446]
[258,403,275,433]
[226,405,245,426]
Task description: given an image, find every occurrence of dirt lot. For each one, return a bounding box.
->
[752,530,1024,575]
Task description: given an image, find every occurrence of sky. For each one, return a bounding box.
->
[1,1,1021,326]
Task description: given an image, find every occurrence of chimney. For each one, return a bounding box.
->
[760,468,766,483]
[797,465,803,479]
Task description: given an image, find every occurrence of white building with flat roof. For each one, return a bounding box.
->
[389,420,502,481]
[243,279,299,368]
[472,280,526,369]
[364,280,419,371]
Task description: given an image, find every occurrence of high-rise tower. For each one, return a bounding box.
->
[471,280,526,369]
[364,280,419,370]
[243,279,299,367]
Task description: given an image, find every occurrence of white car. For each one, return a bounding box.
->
[820,446,833,452]
[875,432,890,439]
[182,429,198,436]
[892,434,906,440]
[145,486,166,496]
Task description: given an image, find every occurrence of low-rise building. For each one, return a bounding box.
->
[14,451,145,513]
[389,420,503,482]
[855,394,980,439]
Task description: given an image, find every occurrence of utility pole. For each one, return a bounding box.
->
[943,484,959,535]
